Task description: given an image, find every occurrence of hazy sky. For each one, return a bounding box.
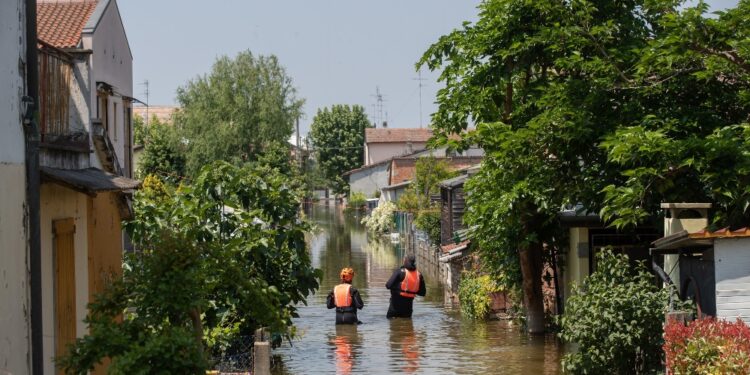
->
[118,0,739,136]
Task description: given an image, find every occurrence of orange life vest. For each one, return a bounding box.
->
[334,284,352,307]
[400,269,420,298]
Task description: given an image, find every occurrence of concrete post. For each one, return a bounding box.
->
[253,341,271,375]
[253,328,271,375]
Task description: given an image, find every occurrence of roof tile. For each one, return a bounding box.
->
[37,1,99,49]
[365,128,433,144]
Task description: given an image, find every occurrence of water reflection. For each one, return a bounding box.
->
[329,325,361,375]
[273,205,562,374]
[389,319,420,374]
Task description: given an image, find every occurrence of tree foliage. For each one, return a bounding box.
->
[560,251,669,375]
[308,105,372,194]
[176,50,304,178]
[136,115,186,181]
[59,161,321,374]
[420,0,750,332]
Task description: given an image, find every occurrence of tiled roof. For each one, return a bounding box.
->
[440,240,470,254]
[133,106,179,124]
[37,0,99,49]
[689,227,750,239]
[365,128,433,144]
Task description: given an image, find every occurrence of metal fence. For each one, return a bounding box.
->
[210,335,254,374]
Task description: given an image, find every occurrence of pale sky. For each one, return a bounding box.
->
[118,0,739,136]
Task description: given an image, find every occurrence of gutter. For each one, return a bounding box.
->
[24,0,44,372]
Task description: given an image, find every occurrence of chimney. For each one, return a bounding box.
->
[382,121,388,128]
[660,203,712,237]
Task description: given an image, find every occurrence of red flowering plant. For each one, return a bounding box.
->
[663,317,750,374]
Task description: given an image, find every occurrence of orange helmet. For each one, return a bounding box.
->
[340,267,354,282]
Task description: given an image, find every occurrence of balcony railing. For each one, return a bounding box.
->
[38,40,73,141]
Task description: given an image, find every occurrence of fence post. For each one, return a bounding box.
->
[253,328,271,375]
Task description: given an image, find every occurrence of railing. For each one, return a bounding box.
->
[38,41,73,141]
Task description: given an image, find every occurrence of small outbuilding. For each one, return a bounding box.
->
[652,226,750,323]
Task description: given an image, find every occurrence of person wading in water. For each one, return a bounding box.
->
[385,255,426,318]
[327,267,364,324]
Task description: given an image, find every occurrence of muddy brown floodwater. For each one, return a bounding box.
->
[272,205,562,374]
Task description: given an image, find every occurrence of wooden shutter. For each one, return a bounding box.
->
[53,218,76,373]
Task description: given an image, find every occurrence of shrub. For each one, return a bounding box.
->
[362,201,396,233]
[348,191,367,209]
[560,250,669,374]
[664,318,750,375]
[458,272,500,320]
[414,209,441,244]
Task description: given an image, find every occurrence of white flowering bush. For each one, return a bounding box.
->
[362,201,396,233]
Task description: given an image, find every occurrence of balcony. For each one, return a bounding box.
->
[38,40,90,169]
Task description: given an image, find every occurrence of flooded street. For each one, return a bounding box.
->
[272,205,562,374]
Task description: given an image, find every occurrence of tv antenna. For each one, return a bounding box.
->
[140,80,150,126]
[371,86,387,127]
[413,69,427,128]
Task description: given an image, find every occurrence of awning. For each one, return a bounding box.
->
[41,167,141,196]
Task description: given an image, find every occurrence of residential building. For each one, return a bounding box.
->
[364,128,432,165]
[344,148,483,198]
[36,1,139,373]
[133,104,178,124]
[0,0,32,373]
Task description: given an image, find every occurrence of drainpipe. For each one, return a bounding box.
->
[24,0,44,373]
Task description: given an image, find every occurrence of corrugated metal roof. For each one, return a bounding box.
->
[41,167,140,195]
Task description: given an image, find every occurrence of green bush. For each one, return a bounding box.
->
[414,209,441,244]
[348,191,367,209]
[560,250,669,375]
[458,272,500,320]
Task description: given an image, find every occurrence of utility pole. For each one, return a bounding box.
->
[413,69,427,128]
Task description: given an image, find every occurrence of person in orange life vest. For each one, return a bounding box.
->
[326,267,364,324]
[385,255,426,318]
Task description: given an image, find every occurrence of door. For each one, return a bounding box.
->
[54,218,76,372]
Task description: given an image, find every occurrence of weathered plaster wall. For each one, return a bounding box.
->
[715,238,750,323]
[40,184,89,375]
[348,163,390,198]
[0,0,31,373]
[563,227,590,304]
[365,142,427,165]
[84,0,133,170]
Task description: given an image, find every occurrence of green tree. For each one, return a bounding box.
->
[308,105,372,194]
[397,156,456,212]
[59,162,321,374]
[420,0,750,333]
[560,250,669,374]
[136,115,186,181]
[599,2,750,228]
[176,50,304,178]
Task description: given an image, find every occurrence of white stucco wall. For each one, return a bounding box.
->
[714,238,750,323]
[0,0,31,374]
[348,163,390,198]
[40,184,89,374]
[82,0,133,172]
[365,142,427,165]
